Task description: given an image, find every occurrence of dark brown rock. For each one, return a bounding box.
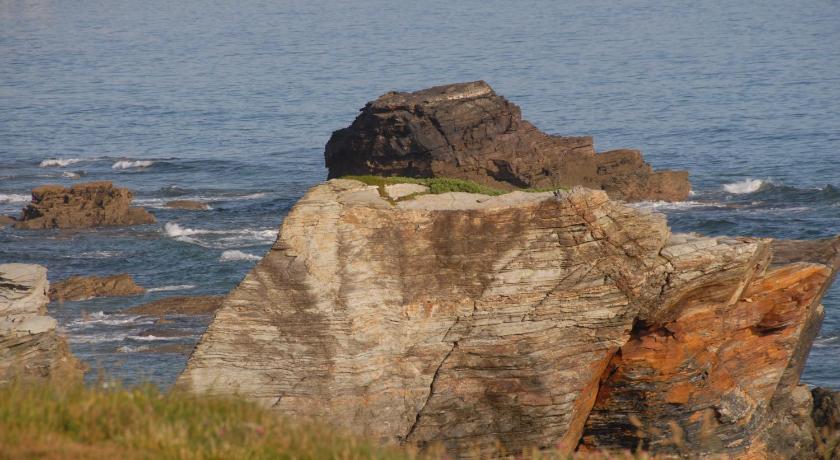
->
[165,200,209,210]
[49,274,145,302]
[13,181,155,229]
[325,81,690,202]
[124,295,224,316]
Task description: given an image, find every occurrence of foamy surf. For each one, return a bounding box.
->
[220,250,261,261]
[628,200,727,212]
[39,158,82,167]
[113,160,154,170]
[164,222,277,248]
[147,284,196,293]
[723,179,766,194]
[0,193,29,203]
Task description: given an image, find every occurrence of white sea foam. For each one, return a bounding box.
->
[127,334,172,342]
[723,178,766,194]
[39,158,82,167]
[239,192,266,199]
[164,222,277,248]
[164,222,201,237]
[629,200,726,212]
[79,251,121,258]
[70,333,131,344]
[147,284,196,293]
[0,193,29,203]
[116,345,150,353]
[219,250,261,261]
[112,160,154,170]
[62,171,81,179]
[68,311,148,328]
[814,336,840,348]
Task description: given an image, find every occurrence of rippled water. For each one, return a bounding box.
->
[1,0,839,387]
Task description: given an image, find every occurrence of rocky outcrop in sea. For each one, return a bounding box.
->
[49,274,145,302]
[0,264,83,383]
[325,81,690,202]
[178,179,839,457]
[13,181,155,229]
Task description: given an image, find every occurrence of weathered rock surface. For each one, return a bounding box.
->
[49,274,145,302]
[125,295,224,316]
[165,200,210,210]
[1,264,83,383]
[14,181,155,229]
[325,81,690,202]
[178,179,838,458]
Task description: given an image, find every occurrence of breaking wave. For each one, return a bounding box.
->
[0,193,29,204]
[723,179,767,194]
[147,284,196,293]
[39,158,82,167]
[219,250,261,261]
[113,160,154,170]
[164,222,276,248]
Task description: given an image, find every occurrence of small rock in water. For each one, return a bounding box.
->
[124,295,223,316]
[164,200,209,210]
[13,181,155,229]
[50,274,145,302]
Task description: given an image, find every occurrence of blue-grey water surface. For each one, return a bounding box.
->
[1,0,839,387]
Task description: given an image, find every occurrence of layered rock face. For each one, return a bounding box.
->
[49,274,145,302]
[0,264,83,383]
[325,81,690,202]
[14,181,155,229]
[178,180,838,458]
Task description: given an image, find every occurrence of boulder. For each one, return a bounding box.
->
[0,264,84,383]
[325,81,690,202]
[177,180,837,457]
[124,295,224,316]
[49,274,145,302]
[13,181,155,229]
[165,200,210,210]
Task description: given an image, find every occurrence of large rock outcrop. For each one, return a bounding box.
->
[325,81,690,202]
[178,179,838,458]
[14,181,155,229]
[0,264,83,383]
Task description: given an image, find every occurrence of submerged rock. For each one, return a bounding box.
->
[13,181,155,229]
[49,274,145,302]
[325,81,690,202]
[0,264,83,383]
[124,295,224,316]
[178,179,839,457]
[165,200,209,210]
[0,215,15,227]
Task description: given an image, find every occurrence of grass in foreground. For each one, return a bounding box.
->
[0,380,421,460]
[0,379,652,460]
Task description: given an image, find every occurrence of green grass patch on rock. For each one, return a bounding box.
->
[341,175,564,200]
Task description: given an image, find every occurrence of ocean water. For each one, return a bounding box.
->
[1,0,839,387]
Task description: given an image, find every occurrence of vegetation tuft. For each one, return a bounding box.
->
[341,175,564,201]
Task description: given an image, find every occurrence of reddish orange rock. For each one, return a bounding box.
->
[580,237,840,458]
